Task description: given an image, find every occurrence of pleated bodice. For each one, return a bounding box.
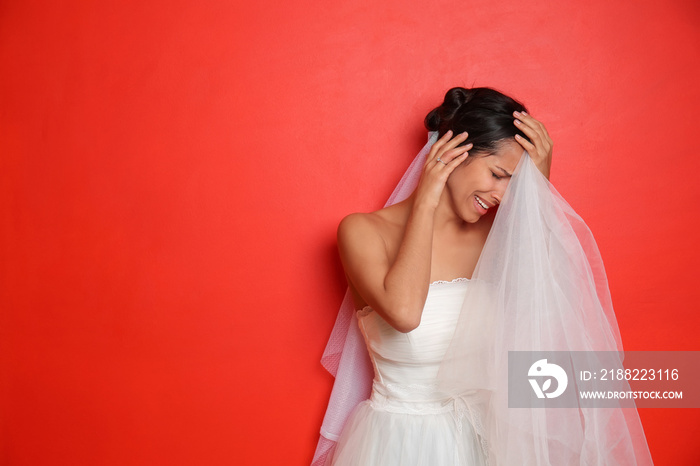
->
[356,279,469,408]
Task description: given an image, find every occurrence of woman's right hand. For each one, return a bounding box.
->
[414,130,472,209]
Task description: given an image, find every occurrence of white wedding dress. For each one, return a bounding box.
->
[325,279,488,466]
[314,133,653,465]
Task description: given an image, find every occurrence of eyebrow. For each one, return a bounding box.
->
[495,166,512,177]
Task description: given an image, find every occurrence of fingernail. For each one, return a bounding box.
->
[515,134,522,139]
[514,119,521,125]
[513,111,521,116]
[522,111,528,115]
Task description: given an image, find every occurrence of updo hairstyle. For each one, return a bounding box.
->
[425,87,530,155]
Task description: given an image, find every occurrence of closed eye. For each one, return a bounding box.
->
[491,171,503,180]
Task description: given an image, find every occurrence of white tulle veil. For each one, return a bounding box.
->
[312,132,652,465]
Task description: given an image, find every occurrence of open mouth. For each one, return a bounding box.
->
[475,195,489,210]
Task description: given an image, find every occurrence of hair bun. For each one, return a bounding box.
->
[424,87,474,131]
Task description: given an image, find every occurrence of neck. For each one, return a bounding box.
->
[404,190,475,233]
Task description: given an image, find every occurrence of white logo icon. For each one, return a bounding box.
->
[528,359,568,399]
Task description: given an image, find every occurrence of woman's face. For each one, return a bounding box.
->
[445,139,523,223]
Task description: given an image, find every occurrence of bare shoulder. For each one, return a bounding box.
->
[339,200,407,242]
[337,205,407,276]
[336,203,409,311]
[337,211,387,251]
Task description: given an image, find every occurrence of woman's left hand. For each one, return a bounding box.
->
[513,111,553,180]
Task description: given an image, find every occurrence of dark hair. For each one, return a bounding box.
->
[425,87,529,155]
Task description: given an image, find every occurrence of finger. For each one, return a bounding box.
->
[445,147,469,169]
[434,150,469,170]
[514,133,536,153]
[516,111,553,143]
[515,117,552,155]
[452,150,471,165]
[514,118,543,146]
[436,129,454,146]
[513,113,541,132]
[443,151,470,173]
[514,112,554,160]
[514,111,542,126]
[514,111,547,134]
[428,131,469,167]
[438,131,469,156]
[439,143,472,163]
[427,130,454,159]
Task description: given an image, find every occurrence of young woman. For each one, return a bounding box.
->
[313,87,651,466]
[337,89,551,335]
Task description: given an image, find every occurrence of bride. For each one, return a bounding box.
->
[337,88,550,334]
[313,87,652,465]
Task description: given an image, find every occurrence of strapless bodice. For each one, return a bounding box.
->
[329,278,489,465]
[356,279,469,408]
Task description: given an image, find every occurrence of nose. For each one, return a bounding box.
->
[492,179,511,205]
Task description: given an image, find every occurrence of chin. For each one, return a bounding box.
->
[469,208,496,224]
[460,212,481,224]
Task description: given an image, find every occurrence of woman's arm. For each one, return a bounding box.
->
[337,131,471,333]
[337,201,434,333]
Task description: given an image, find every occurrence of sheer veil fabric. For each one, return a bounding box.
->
[311,134,436,466]
[312,132,652,465]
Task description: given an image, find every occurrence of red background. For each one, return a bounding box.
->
[1,1,699,464]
